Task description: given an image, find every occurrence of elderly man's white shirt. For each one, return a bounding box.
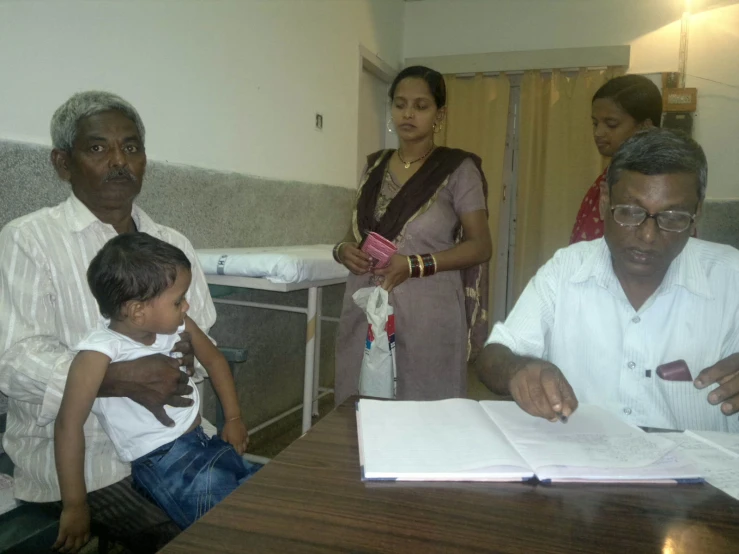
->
[0,194,217,501]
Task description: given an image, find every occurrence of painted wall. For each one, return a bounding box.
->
[0,0,404,189]
[404,0,738,200]
[403,0,684,73]
[686,4,739,200]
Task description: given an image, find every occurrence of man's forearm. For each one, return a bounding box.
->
[476,343,535,396]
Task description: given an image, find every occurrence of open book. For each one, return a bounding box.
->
[356,399,702,483]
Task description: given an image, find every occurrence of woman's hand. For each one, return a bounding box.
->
[373,254,410,293]
[339,243,372,275]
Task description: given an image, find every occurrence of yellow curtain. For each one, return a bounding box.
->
[513,67,625,298]
[437,73,510,328]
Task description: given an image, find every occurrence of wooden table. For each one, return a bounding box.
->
[160,401,739,554]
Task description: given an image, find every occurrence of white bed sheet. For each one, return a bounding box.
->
[196,245,349,284]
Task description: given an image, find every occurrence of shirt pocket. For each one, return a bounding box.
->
[650,377,715,430]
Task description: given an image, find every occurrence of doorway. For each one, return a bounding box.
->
[357,46,397,182]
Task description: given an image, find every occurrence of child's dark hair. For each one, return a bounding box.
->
[87,232,191,320]
[593,75,663,127]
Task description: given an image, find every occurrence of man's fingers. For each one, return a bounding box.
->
[513,376,553,420]
[167,394,194,408]
[558,377,579,417]
[540,368,564,414]
[528,380,558,420]
[720,399,739,415]
[695,353,739,388]
[707,372,739,404]
[180,353,194,369]
[174,383,193,397]
[510,378,537,417]
[172,335,192,355]
[163,355,181,369]
[148,405,175,427]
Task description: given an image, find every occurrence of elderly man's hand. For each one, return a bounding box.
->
[509,361,579,422]
[99,354,194,427]
[172,330,195,376]
[695,353,739,416]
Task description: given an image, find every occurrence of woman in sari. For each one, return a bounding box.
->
[333,66,492,405]
[570,75,663,243]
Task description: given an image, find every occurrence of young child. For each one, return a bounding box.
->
[53,233,258,553]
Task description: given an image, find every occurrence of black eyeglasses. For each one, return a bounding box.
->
[610,204,696,233]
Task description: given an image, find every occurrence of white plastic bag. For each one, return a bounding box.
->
[353,287,396,399]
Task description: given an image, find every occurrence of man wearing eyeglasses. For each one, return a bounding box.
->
[477,128,739,433]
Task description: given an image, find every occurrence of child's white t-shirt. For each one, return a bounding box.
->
[74,323,200,462]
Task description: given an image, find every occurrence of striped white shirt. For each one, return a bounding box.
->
[0,194,217,502]
[488,238,739,433]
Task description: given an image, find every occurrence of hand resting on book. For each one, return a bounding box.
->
[476,344,578,422]
[509,360,579,422]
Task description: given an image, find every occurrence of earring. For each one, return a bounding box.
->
[433,121,443,134]
[387,117,395,134]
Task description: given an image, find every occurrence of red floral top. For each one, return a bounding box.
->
[570,168,607,244]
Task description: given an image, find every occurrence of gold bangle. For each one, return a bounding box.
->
[407,256,413,277]
[431,254,438,274]
[226,415,241,423]
[415,255,425,277]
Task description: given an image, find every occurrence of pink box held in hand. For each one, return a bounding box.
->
[361,232,398,269]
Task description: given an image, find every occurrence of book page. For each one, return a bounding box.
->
[480,402,677,471]
[687,430,739,458]
[653,432,739,501]
[357,399,532,480]
[533,451,701,482]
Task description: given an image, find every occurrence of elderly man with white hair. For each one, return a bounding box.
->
[0,91,216,552]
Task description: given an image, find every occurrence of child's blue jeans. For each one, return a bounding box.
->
[131,426,261,529]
